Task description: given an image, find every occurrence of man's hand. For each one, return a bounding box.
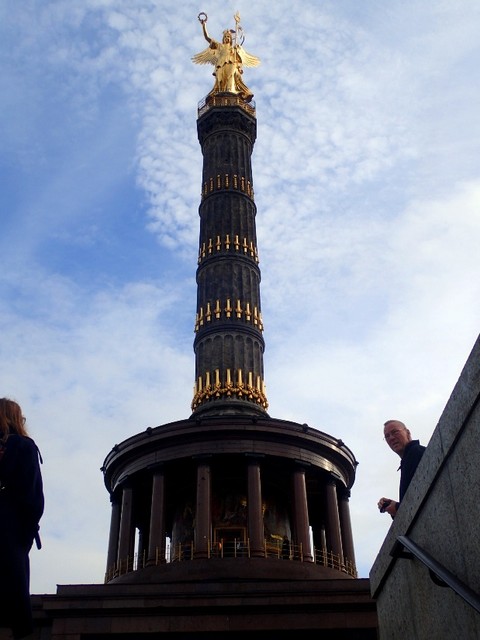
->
[378,497,397,519]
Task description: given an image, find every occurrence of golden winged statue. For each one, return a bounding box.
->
[192,12,260,103]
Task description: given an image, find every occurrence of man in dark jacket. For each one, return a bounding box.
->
[378,419,426,519]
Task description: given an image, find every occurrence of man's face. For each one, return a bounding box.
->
[384,421,411,457]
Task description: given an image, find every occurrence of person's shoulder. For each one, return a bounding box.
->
[408,439,425,449]
[5,434,39,453]
[403,439,425,459]
[411,440,426,456]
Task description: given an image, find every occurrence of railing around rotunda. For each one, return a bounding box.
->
[197,93,256,118]
[105,539,357,583]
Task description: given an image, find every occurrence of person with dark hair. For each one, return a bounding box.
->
[377,419,426,520]
[0,398,44,639]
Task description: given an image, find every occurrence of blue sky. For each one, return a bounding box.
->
[1,0,480,592]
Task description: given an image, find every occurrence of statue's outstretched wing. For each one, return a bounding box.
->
[236,46,260,67]
[192,46,218,66]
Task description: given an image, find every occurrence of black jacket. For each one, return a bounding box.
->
[399,439,426,502]
[0,434,44,639]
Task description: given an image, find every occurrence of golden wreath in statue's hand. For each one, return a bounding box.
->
[198,12,207,24]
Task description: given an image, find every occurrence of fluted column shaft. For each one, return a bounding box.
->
[192,105,267,416]
[338,490,355,567]
[292,466,313,562]
[117,482,134,569]
[194,460,211,558]
[148,467,166,564]
[106,494,121,574]
[247,457,264,556]
[326,480,344,563]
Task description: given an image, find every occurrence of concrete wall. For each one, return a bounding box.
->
[370,334,480,639]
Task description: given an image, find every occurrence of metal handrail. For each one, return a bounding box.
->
[391,535,480,614]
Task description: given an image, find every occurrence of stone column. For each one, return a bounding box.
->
[292,465,313,562]
[326,480,344,566]
[137,528,146,569]
[247,456,264,556]
[338,489,356,571]
[117,480,135,573]
[105,493,121,580]
[194,459,211,558]
[148,466,166,565]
